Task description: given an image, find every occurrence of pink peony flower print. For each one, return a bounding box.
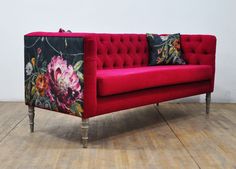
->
[46,56,82,113]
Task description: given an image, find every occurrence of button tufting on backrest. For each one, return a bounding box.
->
[95,34,149,69]
[95,34,215,69]
[202,50,208,54]
[127,48,130,54]
[110,37,114,43]
[103,63,106,68]
[197,38,202,42]
[107,49,111,55]
[138,37,142,42]
[129,37,133,42]
[117,48,121,54]
[181,35,216,65]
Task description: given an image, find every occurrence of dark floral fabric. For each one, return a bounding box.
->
[146,33,186,65]
[24,36,84,117]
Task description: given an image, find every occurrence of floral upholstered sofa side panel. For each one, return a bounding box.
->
[24,34,86,117]
[24,32,216,148]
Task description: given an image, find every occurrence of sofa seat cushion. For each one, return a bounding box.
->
[97,65,212,96]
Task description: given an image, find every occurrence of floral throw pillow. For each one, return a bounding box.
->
[146,33,186,65]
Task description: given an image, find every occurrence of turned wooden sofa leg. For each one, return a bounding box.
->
[28,105,35,133]
[156,103,159,107]
[206,93,211,115]
[81,118,89,148]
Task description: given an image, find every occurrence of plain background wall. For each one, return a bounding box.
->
[0,0,235,102]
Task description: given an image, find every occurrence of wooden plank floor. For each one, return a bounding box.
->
[0,102,236,169]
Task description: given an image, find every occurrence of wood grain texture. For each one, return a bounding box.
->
[0,102,27,142]
[0,102,235,169]
[157,103,236,169]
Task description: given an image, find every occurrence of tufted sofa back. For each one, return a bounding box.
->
[94,34,149,69]
[93,34,216,70]
[181,35,216,65]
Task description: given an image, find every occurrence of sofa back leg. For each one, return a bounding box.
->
[28,105,35,133]
[81,118,89,148]
[206,93,211,115]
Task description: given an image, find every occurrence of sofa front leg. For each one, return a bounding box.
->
[81,118,89,148]
[206,93,211,115]
[28,105,35,133]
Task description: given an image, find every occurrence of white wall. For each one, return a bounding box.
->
[0,0,235,102]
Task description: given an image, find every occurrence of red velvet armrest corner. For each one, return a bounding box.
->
[83,37,98,118]
[181,35,217,91]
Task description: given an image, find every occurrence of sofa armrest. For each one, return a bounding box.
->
[181,35,217,91]
[83,37,97,118]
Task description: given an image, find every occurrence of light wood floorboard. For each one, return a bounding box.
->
[157,103,236,169]
[0,102,235,169]
[0,102,27,142]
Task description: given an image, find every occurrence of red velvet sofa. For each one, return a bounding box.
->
[24,32,216,148]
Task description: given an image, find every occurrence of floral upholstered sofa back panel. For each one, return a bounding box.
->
[25,32,216,119]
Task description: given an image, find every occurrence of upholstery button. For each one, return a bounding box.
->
[117,49,121,54]
[191,49,195,53]
[186,38,190,42]
[110,37,114,42]
[127,49,130,54]
[203,50,208,54]
[120,38,124,42]
[197,38,202,42]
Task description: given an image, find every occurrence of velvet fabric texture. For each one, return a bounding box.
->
[97,81,211,116]
[147,33,186,65]
[25,32,217,118]
[97,65,212,96]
